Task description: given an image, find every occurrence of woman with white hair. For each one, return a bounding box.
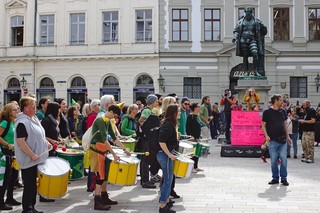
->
[120,104,138,136]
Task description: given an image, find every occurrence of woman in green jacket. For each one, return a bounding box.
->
[120,104,138,136]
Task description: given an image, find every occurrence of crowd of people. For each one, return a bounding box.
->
[0,90,319,213]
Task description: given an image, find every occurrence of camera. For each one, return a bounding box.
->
[224,93,228,97]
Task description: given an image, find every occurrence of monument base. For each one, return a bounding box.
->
[220,145,262,158]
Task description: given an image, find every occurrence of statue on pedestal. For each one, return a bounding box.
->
[232,7,267,76]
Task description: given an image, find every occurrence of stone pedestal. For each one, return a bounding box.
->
[235,77,271,110]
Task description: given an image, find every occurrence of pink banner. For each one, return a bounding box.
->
[231,111,265,146]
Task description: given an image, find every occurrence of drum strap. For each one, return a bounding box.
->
[90,146,108,156]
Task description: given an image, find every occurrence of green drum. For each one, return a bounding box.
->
[194,143,203,157]
[200,143,210,158]
[57,149,84,180]
[119,137,137,152]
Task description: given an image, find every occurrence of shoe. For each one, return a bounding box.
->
[159,206,176,213]
[142,181,156,189]
[261,156,267,163]
[277,159,281,165]
[301,159,307,163]
[306,159,314,163]
[0,203,13,210]
[195,168,204,172]
[151,174,162,182]
[281,180,289,186]
[5,198,21,206]
[15,181,24,188]
[32,209,44,213]
[94,195,111,211]
[287,155,291,158]
[166,199,174,208]
[101,191,118,205]
[39,196,55,202]
[294,155,297,159]
[170,191,181,199]
[268,179,279,185]
[191,168,198,173]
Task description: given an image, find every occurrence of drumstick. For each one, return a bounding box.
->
[131,151,149,156]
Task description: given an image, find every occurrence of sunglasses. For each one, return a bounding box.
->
[184,103,190,106]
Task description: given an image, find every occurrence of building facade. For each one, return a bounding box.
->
[159,0,320,106]
[1,0,320,108]
[0,0,159,107]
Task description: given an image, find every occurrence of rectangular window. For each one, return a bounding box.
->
[183,77,201,99]
[273,8,290,41]
[40,15,54,45]
[136,10,152,42]
[11,16,24,46]
[102,11,118,43]
[290,77,307,98]
[172,9,189,41]
[70,13,85,45]
[308,8,320,41]
[204,9,220,41]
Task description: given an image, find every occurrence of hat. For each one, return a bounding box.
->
[146,94,158,105]
[90,99,100,108]
[71,98,77,106]
[181,97,190,104]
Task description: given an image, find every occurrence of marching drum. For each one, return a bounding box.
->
[173,156,194,178]
[119,137,137,152]
[178,141,194,155]
[37,157,71,199]
[56,148,84,180]
[105,154,140,186]
[200,143,210,158]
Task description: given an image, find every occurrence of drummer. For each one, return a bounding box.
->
[90,105,131,211]
[15,96,52,213]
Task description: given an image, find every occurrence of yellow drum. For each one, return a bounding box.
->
[173,156,194,178]
[37,157,71,199]
[105,154,140,186]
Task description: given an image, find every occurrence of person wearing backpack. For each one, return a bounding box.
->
[157,105,179,213]
[0,103,21,210]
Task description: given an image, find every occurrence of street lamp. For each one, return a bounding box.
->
[157,74,165,93]
[20,76,27,89]
[315,73,320,92]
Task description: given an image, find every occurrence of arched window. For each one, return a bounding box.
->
[40,77,54,88]
[103,76,119,87]
[8,78,20,88]
[136,74,153,87]
[71,77,86,87]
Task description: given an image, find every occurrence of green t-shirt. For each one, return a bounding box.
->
[0,120,15,145]
[199,104,209,125]
[91,117,116,144]
[141,107,152,120]
[178,108,187,136]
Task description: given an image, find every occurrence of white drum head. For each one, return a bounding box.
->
[107,154,140,164]
[38,157,70,176]
[179,142,193,149]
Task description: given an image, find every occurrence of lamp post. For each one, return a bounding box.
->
[315,73,320,92]
[20,76,27,95]
[157,74,165,93]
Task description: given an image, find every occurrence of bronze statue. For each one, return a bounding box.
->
[232,7,267,76]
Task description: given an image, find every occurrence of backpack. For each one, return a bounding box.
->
[75,116,88,140]
[82,126,100,151]
[148,126,161,153]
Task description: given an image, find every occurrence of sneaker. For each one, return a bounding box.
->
[287,155,291,158]
[195,168,204,172]
[261,156,267,163]
[150,174,162,182]
[170,191,181,199]
[306,159,314,163]
[268,179,279,185]
[281,180,289,186]
[191,168,198,173]
[142,181,156,189]
[0,203,13,210]
[159,206,176,213]
[39,196,55,202]
[301,159,307,163]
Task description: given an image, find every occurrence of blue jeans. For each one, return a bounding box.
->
[268,140,288,181]
[287,133,298,156]
[157,151,173,204]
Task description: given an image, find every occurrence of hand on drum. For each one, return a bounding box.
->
[112,154,120,164]
[124,149,131,156]
[169,154,176,161]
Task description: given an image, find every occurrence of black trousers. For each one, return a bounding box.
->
[225,112,231,143]
[21,165,37,211]
[0,155,12,205]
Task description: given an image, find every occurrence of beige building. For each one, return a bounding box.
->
[159,0,320,106]
[0,0,159,107]
[1,0,320,108]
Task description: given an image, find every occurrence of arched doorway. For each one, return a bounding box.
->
[133,74,154,104]
[100,76,120,101]
[37,77,55,101]
[4,77,21,105]
[67,76,87,110]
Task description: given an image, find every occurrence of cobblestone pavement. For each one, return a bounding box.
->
[6,139,320,213]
